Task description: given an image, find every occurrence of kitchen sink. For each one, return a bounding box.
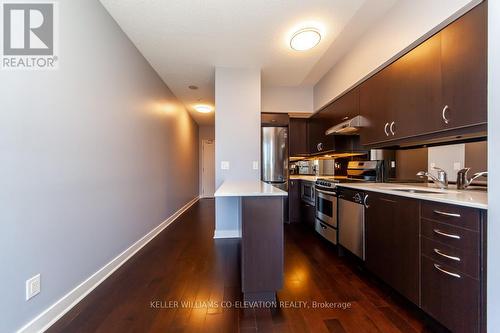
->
[390,188,446,194]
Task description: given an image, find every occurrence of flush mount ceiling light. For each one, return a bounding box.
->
[194,104,213,113]
[290,28,321,51]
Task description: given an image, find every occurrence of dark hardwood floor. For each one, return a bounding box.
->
[48,199,448,333]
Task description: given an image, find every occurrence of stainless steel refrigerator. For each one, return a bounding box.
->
[261,127,288,185]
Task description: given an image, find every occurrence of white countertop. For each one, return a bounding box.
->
[336,182,487,210]
[214,180,288,197]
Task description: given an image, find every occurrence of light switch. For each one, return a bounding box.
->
[221,161,230,170]
[26,274,41,300]
[252,161,259,170]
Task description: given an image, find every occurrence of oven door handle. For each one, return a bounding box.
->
[315,188,336,196]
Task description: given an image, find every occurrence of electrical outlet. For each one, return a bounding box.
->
[454,162,461,171]
[252,161,259,170]
[26,274,41,300]
[221,161,230,170]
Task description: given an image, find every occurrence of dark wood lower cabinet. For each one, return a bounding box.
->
[241,196,284,301]
[365,192,420,305]
[300,200,316,227]
[419,201,485,333]
[288,179,301,223]
[421,255,480,333]
[365,194,486,332]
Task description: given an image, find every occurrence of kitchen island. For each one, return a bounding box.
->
[214,180,287,302]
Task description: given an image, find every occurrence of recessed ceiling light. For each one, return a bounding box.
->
[194,104,213,113]
[290,28,321,51]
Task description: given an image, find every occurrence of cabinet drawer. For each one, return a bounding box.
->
[421,255,480,333]
[422,256,480,333]
[421,218,479,251]
[422,236,479,279]
[421,201,480,231]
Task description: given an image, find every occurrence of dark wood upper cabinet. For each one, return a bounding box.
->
[359,69,393,144]
[365,192,420,305]
[440,2,487,129]
[359,2,486,146]
[308,112,335,153]
[307,88,360,154]
[261,113,289,127]
[324,88,360,124]
[388,33,443,138]
[289,118,308,156]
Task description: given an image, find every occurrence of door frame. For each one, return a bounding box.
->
[201,139,215,198]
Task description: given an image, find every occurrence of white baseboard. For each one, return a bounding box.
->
[17,196,200,333]
[213,229,241,239]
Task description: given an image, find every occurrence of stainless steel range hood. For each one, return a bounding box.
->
[325,115,366,135]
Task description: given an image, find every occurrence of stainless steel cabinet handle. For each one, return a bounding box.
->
[433,248,461,262]
[433,210,461,218]
[320,224,327,230]
[433,264,461,278]
[442,105,450,124]
[363,194,369,208]
[384,122,389,136]
[433,229,461,239]
[390,121,395,135]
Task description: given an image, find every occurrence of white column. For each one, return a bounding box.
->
[214,67,261,237]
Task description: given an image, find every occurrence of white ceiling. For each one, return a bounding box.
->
[100,0,397,125]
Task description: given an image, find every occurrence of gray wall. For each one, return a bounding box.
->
[0,1,199,332]
[488,0,500,329]
[215,67,260,235]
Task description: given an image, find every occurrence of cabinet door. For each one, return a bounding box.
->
[261,113,289,126]
[307,113,334,154]
[365,193,394,284]
[391,196,420,304]
[365,192,420,304]
[288,180,301,223]
[359,69,393,145]
[325,88,360,124]
[388,33,443,138]
[289,118,308,156]
[300,201,316,227]
[440,2,487,129]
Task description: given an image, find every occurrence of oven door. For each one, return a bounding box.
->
[315,188,337,228]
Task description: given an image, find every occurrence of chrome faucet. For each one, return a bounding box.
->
[417,167,448,189]
[456,168,488,190]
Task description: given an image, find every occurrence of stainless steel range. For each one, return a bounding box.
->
[314,161,381,250]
